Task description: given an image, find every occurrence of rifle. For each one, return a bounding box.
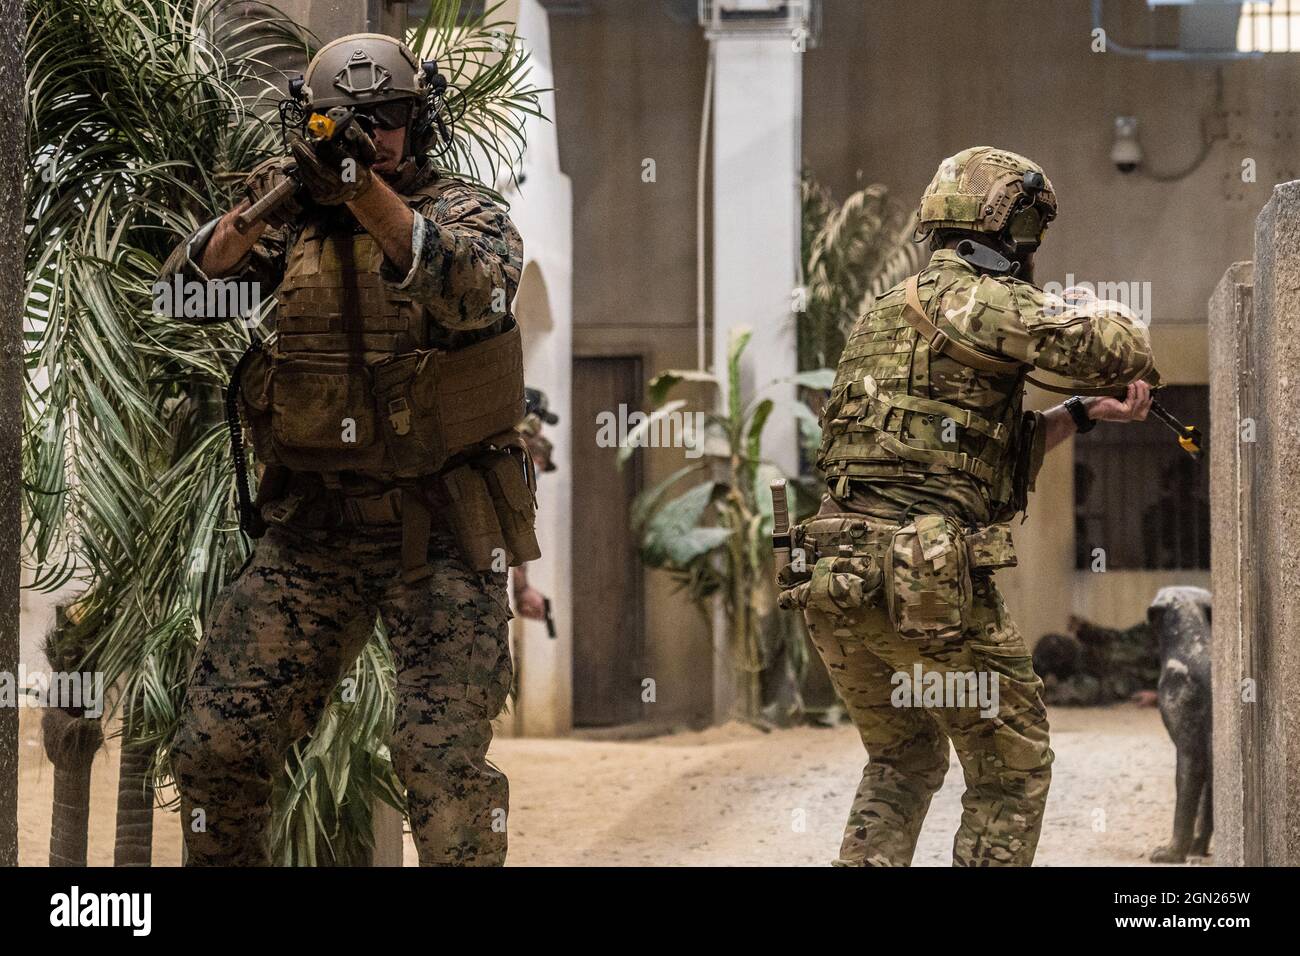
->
[1027,372,1202,460]
[1148,400,1203,460]
[234,106,375,233]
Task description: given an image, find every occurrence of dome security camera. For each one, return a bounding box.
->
[1112,116,1142,174]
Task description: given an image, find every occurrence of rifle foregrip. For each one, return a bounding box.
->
[235,176,297,233]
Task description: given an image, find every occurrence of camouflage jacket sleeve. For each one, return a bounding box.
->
[936,273,1158,388]
[157,215,290,298]
[382,179,523,332]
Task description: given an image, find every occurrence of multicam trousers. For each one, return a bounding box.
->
[803,572,1053,867]
[170,522,513,866]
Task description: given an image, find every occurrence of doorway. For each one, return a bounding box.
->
[570,356,646,727]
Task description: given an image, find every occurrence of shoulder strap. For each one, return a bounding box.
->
[902,275,1024,376]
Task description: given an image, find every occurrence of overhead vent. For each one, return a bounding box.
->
[698,0,819,43]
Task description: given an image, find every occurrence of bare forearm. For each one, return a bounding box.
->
[1042,381,1155,454]
[347,177,414,273]
[1042,404,1081,453]
[197,200,267,277]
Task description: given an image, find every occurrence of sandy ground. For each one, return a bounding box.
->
[16,703,1188,867]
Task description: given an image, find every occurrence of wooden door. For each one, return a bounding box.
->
[570,357,645,726]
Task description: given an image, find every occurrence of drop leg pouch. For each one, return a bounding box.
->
[884,515,971,640]
[442,463,508,572]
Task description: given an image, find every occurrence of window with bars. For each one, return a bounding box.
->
[1073,384,1211,571]
[1238,0,1300,52]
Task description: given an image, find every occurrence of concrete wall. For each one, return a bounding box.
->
[1211,184,1300,866]
[803,0,1298,324]
[543,0,1294,716]
[492,0,576,736]
[1208,259,1253,867]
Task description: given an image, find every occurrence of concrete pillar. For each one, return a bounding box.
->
[490,0,575,738]
[1208,259,1253,867]
[271,0,407,42]
[368,798,405,866]
[706,14,802,721]
[1214,180,1300,866]
[708,28,801,478]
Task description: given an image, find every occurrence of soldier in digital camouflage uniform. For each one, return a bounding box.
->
[779,147,1160,866]
[162,34,539,866]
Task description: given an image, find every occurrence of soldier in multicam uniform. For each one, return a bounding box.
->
[779,147,1159,866]
[162,34,539,866]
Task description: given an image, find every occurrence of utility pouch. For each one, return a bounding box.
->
[480,445,541,566]
[779,551,884,614]
[965,522,1018,572]
[372,349,448,478]
[270,359,384,471]
[237,345,276,465]
[442,463,508,572]
[885,515,972,640]
[437,323,527,459]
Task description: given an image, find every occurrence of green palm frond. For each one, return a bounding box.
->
[409,0,546,192]
[798,171,924,372]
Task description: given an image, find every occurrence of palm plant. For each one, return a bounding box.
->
[629,175,921,724]
[624,330,832,721]
[23,0,540,865]
[799,172,924,373]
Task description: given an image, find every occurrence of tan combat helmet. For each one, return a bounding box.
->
[917,147,1058,251]
[295,33,449,163]
[301,33,423,110]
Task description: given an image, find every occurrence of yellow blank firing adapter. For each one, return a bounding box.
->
[306,112,337,140]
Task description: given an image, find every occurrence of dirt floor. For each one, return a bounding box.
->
[16,703,1192,867]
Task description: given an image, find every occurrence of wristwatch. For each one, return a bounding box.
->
[1064,396,1096,434]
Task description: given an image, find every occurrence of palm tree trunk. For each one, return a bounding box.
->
[113,739,154,866]
[42,708,103,867]
[0,0,25,869]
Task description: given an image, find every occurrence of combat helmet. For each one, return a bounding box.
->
[917,147,1058,252]
[294,33,450,157]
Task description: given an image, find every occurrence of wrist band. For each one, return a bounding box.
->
[1064,396,1096,434]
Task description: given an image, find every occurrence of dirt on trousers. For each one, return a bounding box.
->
[16,704,1186,867]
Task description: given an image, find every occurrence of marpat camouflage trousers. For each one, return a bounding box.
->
[803,574,1053,867]
[170,522,513,866]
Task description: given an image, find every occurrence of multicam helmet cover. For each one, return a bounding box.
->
[917,146,1058,250]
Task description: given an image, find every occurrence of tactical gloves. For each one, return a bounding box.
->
[241,156,302,230]
[288,115,378,206]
